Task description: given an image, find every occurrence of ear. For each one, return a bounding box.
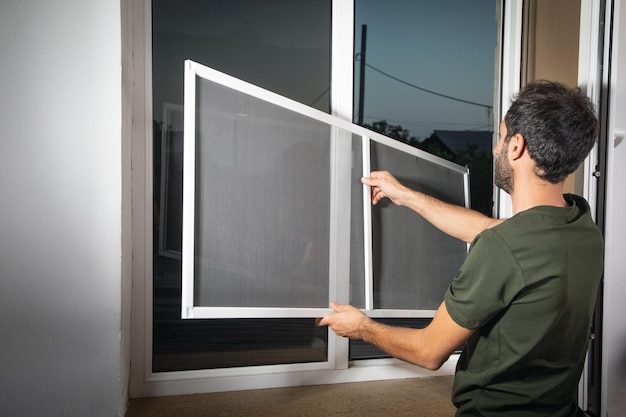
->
[507,133,526,161]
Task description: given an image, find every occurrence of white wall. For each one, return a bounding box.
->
[0,1,128,416]
[603,1,626,415]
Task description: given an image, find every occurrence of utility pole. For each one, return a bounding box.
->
[357,24,367,125]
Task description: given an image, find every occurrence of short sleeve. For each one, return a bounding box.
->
[444,230,526,329]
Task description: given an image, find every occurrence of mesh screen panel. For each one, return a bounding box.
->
[369,142,467,309]
[193,77,331,308]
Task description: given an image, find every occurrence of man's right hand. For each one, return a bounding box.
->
[361,170,409,206]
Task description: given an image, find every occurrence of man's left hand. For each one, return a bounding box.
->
[316,302,370,340]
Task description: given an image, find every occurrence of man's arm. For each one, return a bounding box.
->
[317,301,474,371]
[361,170,504,243]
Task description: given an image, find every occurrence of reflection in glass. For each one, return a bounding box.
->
[152,0,331,372]
[350,318,432,360]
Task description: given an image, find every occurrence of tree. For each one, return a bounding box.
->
[364,120,417,144]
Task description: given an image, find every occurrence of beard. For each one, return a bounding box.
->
[494,146,514,194]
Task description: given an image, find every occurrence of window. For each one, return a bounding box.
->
[132,0,505,396]
[350,0,498,359]
[152,0,333,372]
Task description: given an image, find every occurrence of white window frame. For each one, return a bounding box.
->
[577,0,606,409]
[578,0,605,219]
[496,0,523,219]
[129,0,511,398]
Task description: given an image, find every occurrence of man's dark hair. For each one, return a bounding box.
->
[504,80,599,183]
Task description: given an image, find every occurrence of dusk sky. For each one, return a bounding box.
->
[354,0,498,139]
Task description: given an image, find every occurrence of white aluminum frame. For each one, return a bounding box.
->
[497,0,523,219]
[579,0,605,221]
[181,60,469,320]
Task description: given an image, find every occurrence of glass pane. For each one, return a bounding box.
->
[354,0,496,216]
[152,0,331,371]
[350,318,431,360]
[351,0,497,360]
[193,77,331,308]
[153,318,327,372]
[370,143,467,310]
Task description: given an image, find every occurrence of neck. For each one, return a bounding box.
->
[510,178,567,215]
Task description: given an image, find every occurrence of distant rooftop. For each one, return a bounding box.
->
[424,130,494,155]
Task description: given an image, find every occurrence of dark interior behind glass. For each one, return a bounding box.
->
[152,0,331,372]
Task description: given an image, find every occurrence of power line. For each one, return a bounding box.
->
[309,87,329,106]
[364,114,490,128]
[363,61,493,110]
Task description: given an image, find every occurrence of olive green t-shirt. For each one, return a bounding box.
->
[444,194,603,417]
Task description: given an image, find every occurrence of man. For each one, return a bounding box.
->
[317,81,603,416]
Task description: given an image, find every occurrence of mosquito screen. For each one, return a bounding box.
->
[183,61,469,319]
[369,142,468,310]
[193,77,332,308]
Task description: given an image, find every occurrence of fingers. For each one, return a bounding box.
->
[317,303,368,340]
[316,302,348,327]
[330,301,350,312]
[369,170,390,179]
[361,170,389,185]
[372,187,385,204]
[361,170,408,207]
[316,302,337,327]
[361,174,386,205]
